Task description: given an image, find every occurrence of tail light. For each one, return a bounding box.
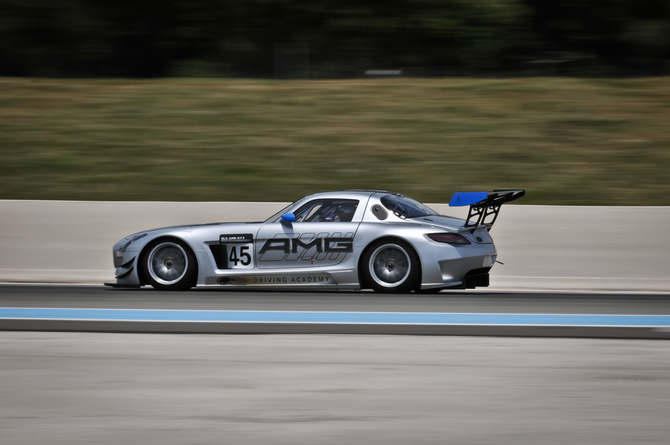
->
[427,233,471,245]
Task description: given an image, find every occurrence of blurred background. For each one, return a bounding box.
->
[3,0,670,78]
[0,0,669,204]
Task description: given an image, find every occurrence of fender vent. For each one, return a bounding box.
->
[209,245,228,269]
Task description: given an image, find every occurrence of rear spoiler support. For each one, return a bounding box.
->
[449,189,525,229]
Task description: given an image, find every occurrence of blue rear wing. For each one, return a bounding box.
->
[449,189,525,229]
[449,192,489,207]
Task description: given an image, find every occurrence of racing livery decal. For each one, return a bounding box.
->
[218,233,254,269]
[258,232,354,263]
[248,274,333,284]
[209,274,336,286]
[220,234,253,243]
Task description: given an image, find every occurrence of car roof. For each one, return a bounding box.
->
[301,190,392,200]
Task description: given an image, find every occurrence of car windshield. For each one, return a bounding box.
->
[380,194,439,218]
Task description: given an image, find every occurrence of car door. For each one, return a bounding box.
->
[255,198,362,269]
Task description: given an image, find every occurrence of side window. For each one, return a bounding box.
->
[292,199,359,223]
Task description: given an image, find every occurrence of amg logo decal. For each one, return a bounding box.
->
[259,237,353,255]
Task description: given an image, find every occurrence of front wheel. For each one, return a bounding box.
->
[140,239,196,291]
[361,240,420,293]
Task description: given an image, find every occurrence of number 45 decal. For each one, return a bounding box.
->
[229,245,252,266]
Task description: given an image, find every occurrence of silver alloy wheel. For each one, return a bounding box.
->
[368,243,411,288]
[147,242,189,286]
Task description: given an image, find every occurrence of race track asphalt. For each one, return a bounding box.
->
[1,285,670,338]
[3,285,670,444]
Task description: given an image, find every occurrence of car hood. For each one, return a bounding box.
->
[123,222,262,240]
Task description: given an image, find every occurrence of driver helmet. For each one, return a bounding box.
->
[334,203,356,221]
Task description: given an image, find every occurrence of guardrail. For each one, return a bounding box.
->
[1,200,668,292]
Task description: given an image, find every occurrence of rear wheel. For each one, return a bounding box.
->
[361,240,420,293]
[140,239,196,291]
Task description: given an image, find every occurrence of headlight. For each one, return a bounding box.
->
[114,233,147,258]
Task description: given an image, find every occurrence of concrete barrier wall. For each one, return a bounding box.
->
[1,200,668,292]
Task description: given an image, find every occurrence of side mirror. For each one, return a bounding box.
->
[281,213,296,223]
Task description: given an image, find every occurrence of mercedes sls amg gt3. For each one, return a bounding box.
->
[109,189,524,293]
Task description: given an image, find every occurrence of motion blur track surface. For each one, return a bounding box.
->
[1,285,670,339]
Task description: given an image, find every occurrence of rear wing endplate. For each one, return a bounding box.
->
[449,189,525,229]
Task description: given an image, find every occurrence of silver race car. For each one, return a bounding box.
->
[109,189,524,293]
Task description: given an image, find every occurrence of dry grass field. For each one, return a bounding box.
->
[1,77,669,204]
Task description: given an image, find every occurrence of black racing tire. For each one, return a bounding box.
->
[361,240,420,294]
[139,239,197,291]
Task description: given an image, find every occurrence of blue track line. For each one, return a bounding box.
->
[1,308,670,327]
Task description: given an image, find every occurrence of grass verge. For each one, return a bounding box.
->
[1,77,669,204]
